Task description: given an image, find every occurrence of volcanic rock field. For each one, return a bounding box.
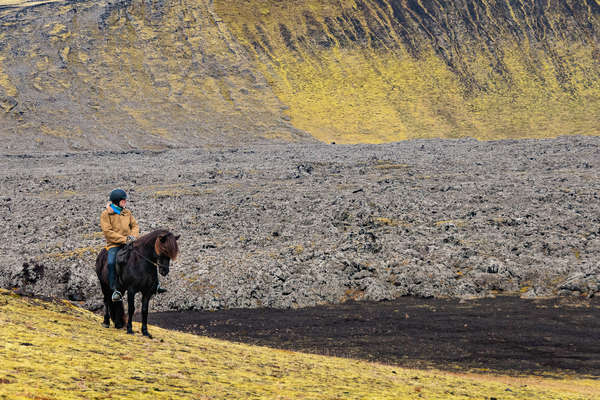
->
[2,136,599,312]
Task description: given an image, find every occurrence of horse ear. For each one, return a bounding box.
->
[175,235,180,241]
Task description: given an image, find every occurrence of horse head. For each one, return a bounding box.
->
[154,232,180,277]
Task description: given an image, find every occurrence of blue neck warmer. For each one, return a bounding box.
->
[110,204,123,215]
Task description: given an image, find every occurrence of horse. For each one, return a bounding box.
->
[95,229,179,338]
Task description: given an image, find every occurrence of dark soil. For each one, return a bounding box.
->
[150,296,600,376]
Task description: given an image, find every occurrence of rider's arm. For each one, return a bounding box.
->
[100,211,127,244]
[130,214,140,238]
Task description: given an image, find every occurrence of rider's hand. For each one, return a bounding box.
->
[126,236,136,244]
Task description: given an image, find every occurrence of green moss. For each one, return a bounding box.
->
[214,0,600,143]
[0,289,598,399]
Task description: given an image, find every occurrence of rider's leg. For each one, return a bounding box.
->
[107,246,122,302]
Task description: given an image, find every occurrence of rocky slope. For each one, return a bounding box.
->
[0,0,312,152]
[1,0,599,151]
[1,136,599,311]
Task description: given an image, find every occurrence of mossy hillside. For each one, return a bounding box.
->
[0,289,599,399]
[2,0,598,149]
[0,0,307,151]
[0,0,61,5]
[215,0,600,143]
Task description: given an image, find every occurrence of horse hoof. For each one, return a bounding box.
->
[102,323,110,328]
[142,332,152,339]
[127,330,134,335]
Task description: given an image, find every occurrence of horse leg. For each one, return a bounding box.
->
[141,293,152,338]
[102,293,111,328]
[126,290,135,335]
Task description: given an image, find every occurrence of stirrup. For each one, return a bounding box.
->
[156,285,167,294]
[111,290,122,302]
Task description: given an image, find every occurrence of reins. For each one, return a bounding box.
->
[129,244,161,269]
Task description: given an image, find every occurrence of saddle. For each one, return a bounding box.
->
[115,242,133,278]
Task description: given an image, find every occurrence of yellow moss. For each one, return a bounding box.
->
[3,0,600,144]
[373,217,410,227]
[48,245,104,260]
[374,217,396,226]
[435,219,467,227]
[47,22,71,40]
[215,0,600,143]
[40,125,80,138]
[83,231,104,239]
[0,289,598,399]
[59,46,70,63]
[0,55,18,99]
[0,0,307,143]
[77,51,88,63]
[0,0,63,6]
[520,286,531,293]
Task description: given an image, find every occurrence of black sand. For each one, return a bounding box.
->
[150,296,600,376]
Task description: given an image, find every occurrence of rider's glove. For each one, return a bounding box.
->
[126,236,136,244]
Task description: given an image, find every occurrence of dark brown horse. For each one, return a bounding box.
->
[96,229,179,338]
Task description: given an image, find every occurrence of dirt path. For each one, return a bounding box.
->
[150,296,600,376]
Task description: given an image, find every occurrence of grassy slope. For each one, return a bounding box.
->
[0,289,598,400]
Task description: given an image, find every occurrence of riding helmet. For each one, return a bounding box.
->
[109,189,127,205]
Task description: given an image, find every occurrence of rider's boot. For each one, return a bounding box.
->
[156,279,167,294]
[111,290,123,302]
[108,262,122,302]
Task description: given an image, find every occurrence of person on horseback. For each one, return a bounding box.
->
[100,189,169,302]
[100,189,138,302]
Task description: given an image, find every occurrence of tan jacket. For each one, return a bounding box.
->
[100,204,140,249]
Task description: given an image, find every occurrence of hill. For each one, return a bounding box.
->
[0,0,599,151]
[215,0,600,143]
[0,289,598,399]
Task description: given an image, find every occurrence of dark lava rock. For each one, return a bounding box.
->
[1,136,599,311]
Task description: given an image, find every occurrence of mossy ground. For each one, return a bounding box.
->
[0,289,597,399]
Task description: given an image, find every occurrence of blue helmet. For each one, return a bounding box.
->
[109,189,127,205]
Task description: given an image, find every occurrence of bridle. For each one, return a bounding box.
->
[130,244,164,269]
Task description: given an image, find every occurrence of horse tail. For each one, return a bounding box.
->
[96,248,126,329]
[95,248,107,281]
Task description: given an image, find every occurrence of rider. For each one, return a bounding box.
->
[100,189,169,302]
[100,189,138,302]
[100,189,167,301]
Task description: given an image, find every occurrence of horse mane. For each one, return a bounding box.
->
[134,229,179,260]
